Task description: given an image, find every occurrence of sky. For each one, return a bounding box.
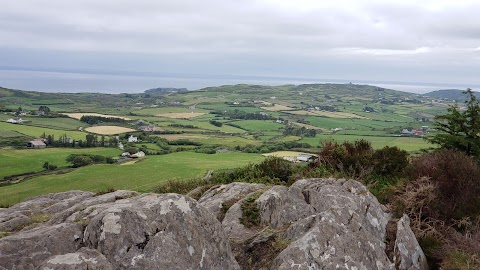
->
[1,0,479,93]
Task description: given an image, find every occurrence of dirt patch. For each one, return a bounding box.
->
[85,126,136,135]
[156,113,205,119]
[120,160,137,166]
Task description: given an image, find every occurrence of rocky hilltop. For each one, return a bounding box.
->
[0,178,428,270]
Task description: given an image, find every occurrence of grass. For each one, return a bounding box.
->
[0,122,87,140]
[0,151,265,206]
[305,116,409,130]
[0,130,25,138]
[134,107,208,115]
[18,116,88,130]
[0,148,121,179]
[299,134,433,151]
[230,120,284,132]
[62,113,131,120]
[156,113,206,119]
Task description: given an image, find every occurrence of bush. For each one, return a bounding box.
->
[42,162,57,171]
[409,149,480,221]
[318,140,375,178]
[372,146,409,177]
[66,154,115,168]
[240,194,261,227]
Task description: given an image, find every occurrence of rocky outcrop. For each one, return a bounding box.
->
[0,179,427,270]
[197,179,428,270]
[0,190,239,270]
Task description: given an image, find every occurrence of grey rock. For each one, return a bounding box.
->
[0,179,427,270]
[222,198,259,242]
[198,182,265,221]
[257,185,315,228]
[83,193,240,270]
[394,215,429,270]
[0,223,84,270]
[39,248,113,270]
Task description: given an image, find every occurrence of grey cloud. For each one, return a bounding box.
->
[0,0,480,91]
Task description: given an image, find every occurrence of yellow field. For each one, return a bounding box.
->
[261,104,295,111]
[85,126,136,135]
[63,113,131,120]
[156,113,206,119]
[288,110,366,119]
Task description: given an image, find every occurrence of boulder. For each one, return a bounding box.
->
[0,223,84,270]
[83,193,240,270]
[0,191,239,270]
[198,182,265,221]
[39,248,113,270]
[394,215,429,270]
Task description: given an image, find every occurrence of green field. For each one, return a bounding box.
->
[13,116,87,130]
[0,122,87,140]
[0,152,264,205]
[299,134,433,151]
[0,148,122,179]
[230,120,284,132]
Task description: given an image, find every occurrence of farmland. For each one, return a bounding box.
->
[85,126,136,135]
[0,152,264,205]
[0,83,449,204]
[63,113,131,120]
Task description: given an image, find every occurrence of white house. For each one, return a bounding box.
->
[130,151,145,158]
[6,117,24,124]
[297,154,317,163]
[128,135,138,143]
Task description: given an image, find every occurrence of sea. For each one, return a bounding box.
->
[0,69,477,95]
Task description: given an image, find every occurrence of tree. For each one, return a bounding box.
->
[38,105,50,114]
[428,88,480,157]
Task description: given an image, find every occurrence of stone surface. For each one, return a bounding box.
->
[0,179,428,270]
[394,215,429,270]
[198,182,265,221]
[39,248,113,270]
[0,223,84,270]
[0,191,239,270]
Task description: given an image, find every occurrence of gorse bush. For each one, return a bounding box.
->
[317,140,409,179]
[408,149,480,221]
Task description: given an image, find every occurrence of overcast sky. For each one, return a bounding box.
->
[1,0,479,93]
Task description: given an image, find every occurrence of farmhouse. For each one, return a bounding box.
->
[27,140,46,149]
[128,135,138,143]
[297,154,317,162]
[6,117,24,124]
[129,151,145,158]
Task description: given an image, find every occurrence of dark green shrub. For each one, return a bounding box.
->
[318,140,374,178]
[372,146,409,177]
[254,156,293,183]
[240,195,261,227]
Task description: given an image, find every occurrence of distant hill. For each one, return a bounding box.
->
[144,87,188,95]
[424,89,480,101]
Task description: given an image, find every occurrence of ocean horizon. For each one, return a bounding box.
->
[0,69,477,94]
